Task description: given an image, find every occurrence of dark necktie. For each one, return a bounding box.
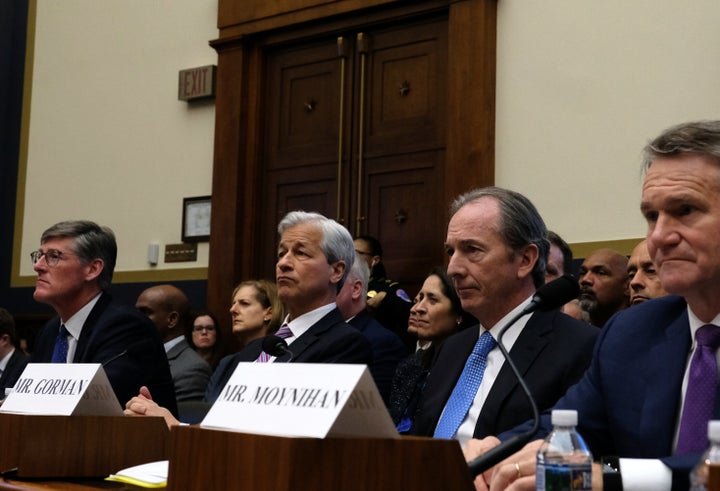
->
[434,331,496,439]
[51,324,70,363]
[256,324,292,363]
[676,324,720,454]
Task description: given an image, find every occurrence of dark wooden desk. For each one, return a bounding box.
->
[0,478,144,490]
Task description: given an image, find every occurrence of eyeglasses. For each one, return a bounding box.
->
[193,325,216,333]
[30,249,74,267]
[355,249,373,257]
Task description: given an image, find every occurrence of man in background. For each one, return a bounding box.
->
[29,220,177,414]
[136,285,211,403]
[545,231,573,282]
[336,254,406,403]
[0,308,29,394]
[578,248,629,326]
[627,239,668,306]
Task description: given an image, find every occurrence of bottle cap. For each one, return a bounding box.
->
[708,420,720,441]
[551,409,578,426]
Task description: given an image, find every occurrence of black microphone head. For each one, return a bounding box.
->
[532,274,580,312]
[261,334,289,357]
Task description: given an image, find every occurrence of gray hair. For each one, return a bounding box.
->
[642,120,720,171]
[451,187,549,288]
[41,220,117,291]
[346,253,370,298]
[277,211,355,291]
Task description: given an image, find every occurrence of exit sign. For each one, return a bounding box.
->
[178,65,216,101]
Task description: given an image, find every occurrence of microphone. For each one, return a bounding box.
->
[261,335,294,362]
[102,349,128,368]
[467,274,579,477]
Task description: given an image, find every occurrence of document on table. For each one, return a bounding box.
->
[106,460,168,488]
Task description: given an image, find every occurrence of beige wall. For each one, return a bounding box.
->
[16,0,218,284]
[495,0,720,245]
[16,0,720,283]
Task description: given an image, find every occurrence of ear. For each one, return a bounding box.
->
[371,256,380,267]
[263,306,272,322]
[84,258,104,283]
[350,279,364,301]
[516,244,539,281]
[329,261,346,286]
[168,311,179,329]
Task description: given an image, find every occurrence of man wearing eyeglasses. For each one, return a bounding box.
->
[29,220,177,415]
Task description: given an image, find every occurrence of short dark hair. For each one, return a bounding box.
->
[41,220,117,291]
[427,267,477,329]
[451,187,549,288]
[0,308,18,347]
[547,230,573,277]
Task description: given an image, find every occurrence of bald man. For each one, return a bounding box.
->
[578,249,629,327]
[136,285,211,403]
[627,239,668,306]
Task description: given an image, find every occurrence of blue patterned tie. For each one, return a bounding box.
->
[51,324,70,363]
[434,330,496,439]
[676,324,720,454]
[256,324,293,363]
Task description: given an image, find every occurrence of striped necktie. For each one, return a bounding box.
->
[256,324,293,363]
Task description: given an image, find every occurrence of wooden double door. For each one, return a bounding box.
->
[259,15,448,292]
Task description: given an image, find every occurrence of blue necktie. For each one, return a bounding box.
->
[676,324,720,454]
[51,324,70,363]
[434,331,496,439]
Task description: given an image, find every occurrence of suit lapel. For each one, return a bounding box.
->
[638,309,691,451]
[73,292,111,362]
[277,308,343,362]
[475,311,550,436]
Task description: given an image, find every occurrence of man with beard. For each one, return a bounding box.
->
[577,249,629,327]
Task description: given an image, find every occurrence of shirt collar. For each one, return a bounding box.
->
[62,292,102,340]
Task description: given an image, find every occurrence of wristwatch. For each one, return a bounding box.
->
[601,456,623,490]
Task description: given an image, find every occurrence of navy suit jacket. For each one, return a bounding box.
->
[503,296,699,490]
[30,293,177,415]
[0,349,29,392]
[410,309,598,438]
[204,307,373,405]
[348,310,406,403]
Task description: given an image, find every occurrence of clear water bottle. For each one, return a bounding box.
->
[536,409,593,491]
[690,420,720,491]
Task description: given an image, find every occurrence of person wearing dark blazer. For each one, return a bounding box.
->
[468,121,720,491]
[125,211,372,427]
[28,220,177,416]
[0,308,29,393]
[409,187,598,448]
[410,308,597,439]
[135,285,211,403]
[336,254,406,404]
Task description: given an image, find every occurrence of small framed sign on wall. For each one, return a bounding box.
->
[182,196,211,242]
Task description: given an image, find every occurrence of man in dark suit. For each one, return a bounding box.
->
[135,284,211,403]
[125,211,372,426]
[409,187,598,447]
[336,254,406,404]
[0,308,29,394]
[29,220,177,415]
[469,121,720,491]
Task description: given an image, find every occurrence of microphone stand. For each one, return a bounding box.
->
[466,306,540,477]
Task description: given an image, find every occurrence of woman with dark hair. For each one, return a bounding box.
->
[186,309,223,370]
[388,267,475,432]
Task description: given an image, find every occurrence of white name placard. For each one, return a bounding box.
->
[201,363,398,439]
[0,363,122,416]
